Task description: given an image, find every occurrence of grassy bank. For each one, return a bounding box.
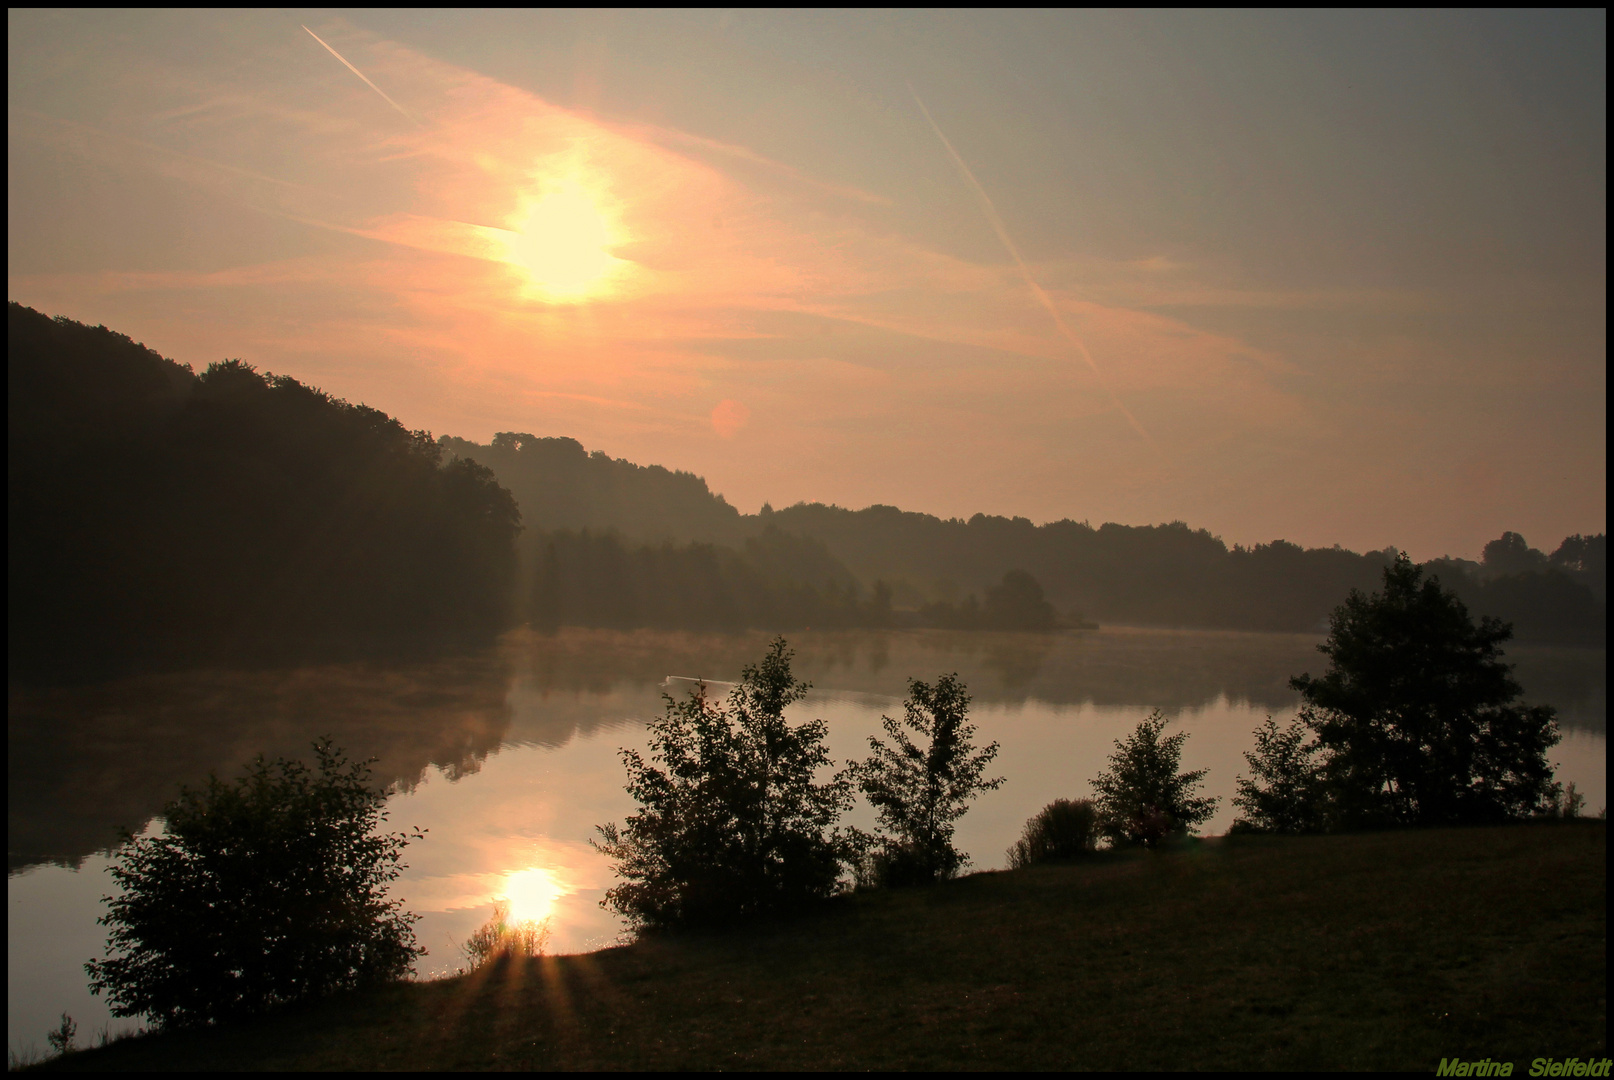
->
[43,822,1606,1071]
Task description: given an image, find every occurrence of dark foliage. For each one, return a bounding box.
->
[441,431,744,545]
[761,505,1603,643]
[1276,555,1563,829]
[921,569,1059,630]
[1090,711,1218,846]
[853,674,1003,885]
[1231,716,1331,834]
[593,638,855,929]
[1005,798,1099,868]
[1549,533,1605,601]
[529,526,883,632]
[85,741,423,1030]
[46,1013,77,1057]
[445,431,1599,644]
[8,303,521,678]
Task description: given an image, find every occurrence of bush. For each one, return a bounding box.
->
[85,741,424,1030]
[1006,799,1099,868]
[46,1013,76,1057]
[1090,711,1217,847]
[593,637,855,929]
[1539,781,1587,820]
[854,673,1003,886]
[461,900,551,970]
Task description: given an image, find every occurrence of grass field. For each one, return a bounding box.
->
[39,821,1606,1071]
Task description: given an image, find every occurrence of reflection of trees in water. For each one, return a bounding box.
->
[501,628,1604,726]
[11,628,1600,874]
[515,627,1318,710]
[8,653,513,874]
[1508,647,1607,734]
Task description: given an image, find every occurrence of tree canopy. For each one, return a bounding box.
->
[1236,555,1563,832]
[593,638,855,928]
[1090,711,1217,846]
[854,673,1003,885]
[85,742,423,1030]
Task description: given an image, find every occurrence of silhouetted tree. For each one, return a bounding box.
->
[1550,533,1606,603]
[85,741,423,1030]
[1231,716,1330,834]
[1482,531,1549,577]
[984,569,1058,630]
[1090,711,1217,847]
[854,673,1003,885]
[593,638,855,929]
[1283,555,1562,828]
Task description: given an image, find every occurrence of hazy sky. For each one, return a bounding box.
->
[8,10,1605,560]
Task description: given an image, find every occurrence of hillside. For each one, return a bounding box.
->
[7,304,521,678]
[40,822,1607,1071]
[446,429,1606,643]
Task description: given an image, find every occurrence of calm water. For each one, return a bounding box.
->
[8,627,1605,1054]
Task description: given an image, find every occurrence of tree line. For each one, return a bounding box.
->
[448,431,1604,644]
[10,305,1603,680]
[8,303,519,678]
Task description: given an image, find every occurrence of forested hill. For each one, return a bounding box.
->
[449,430,1605,645]
[8,303,520,678]
[763,505,1605,644]
[10,302,1601,670]
[439,432,745,545]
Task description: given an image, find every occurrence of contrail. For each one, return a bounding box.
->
[908,84,1155,449]
[302,25,423,128]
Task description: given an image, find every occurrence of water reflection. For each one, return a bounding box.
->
[7,627,1605,1053]
[8,652,514,873]
[9,628,1603,875]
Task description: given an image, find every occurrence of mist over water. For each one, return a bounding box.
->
[8,627,1605,1053]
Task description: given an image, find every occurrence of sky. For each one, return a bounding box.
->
[7,9,1605,561]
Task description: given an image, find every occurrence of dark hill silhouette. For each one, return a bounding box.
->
[450,432,1603,644]
[10,308,1601,658]
[439,432,744,545]
[8,303,520,679]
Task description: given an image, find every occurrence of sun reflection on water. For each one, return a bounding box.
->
[500,865,567,924]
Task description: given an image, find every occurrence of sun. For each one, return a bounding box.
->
[502,178,625,302]
[500,866,565,924]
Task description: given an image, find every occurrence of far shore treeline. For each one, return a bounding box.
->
[8,304,1605,678]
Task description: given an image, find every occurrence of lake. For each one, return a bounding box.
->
[8,626,1605,1055]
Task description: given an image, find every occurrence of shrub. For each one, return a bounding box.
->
[1539,781,1587,820]
[85,741,424,1030]
[461,900,551,970]
[593,637,855,929]
[1090,711,1217,847]
[1005,799,1099,868]
[854,673,1003,886]
[46,1013,76,1057]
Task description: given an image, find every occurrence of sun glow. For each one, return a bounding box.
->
[500,866,565,924]
[503,177,626,302]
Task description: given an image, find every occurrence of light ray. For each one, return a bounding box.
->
[908,84,1158,452]
[302,25,423,128]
